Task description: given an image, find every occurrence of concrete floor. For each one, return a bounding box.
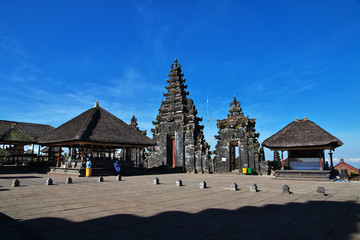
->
[0,173,359,240]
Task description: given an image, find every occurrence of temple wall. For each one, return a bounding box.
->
[215,140,231,173]
[184,130,195,172]
[175,129,184,168]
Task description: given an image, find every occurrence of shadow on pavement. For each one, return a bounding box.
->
[0,200,358,240]
[0,176,43,179]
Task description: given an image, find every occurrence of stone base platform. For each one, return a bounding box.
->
[49,167,115,177]
[274,170,331,181]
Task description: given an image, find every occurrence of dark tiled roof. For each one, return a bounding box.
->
[0,120,54,144]
[39,105,156,146]
[262,119,343,150]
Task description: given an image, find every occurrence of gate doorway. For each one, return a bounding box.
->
[230,143,239,171]
[167,135,175,167]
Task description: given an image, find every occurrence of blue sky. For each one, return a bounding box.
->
[1,0,359,167]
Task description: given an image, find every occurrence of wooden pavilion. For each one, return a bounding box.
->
[38,101,156,174]
[262,117,343,179]
[0,120,54,164]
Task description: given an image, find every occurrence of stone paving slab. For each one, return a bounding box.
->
[0,173,359,239]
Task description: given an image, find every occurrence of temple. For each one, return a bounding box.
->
[262,117,343,179]
[146,59,210,173]
[214,96,262,174]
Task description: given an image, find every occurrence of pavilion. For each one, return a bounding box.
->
[38,101,156,174]
[262,117,343,179]
[0,120,54,164]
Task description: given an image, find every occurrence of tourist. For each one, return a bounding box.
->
[114,160,121,174]
[86,158,92,169]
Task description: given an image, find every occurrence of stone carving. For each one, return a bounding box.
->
[12,179,20,187]
[175,179,183,186]
[200,181,207,189]
[46,178,53,185]
[66,177,72,184]
[250,183,258,192]
[214,96,262,174]
[153,177,159,185]
[146,59,210,173]
[283,185,291,194]
[317,186,326,196]
[230,182,238,191]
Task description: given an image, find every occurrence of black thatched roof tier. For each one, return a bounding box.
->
[0,120,54,144]
[262,118,343,150]
[38,104,156,147]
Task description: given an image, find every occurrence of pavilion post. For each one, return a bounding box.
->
[90,145,93,159]
[319,157,323,170]
[38,145,41,162]
[56,146,62,167]
[31,144,35,162]
[281,150,284,170]
[82,146,85,163]
[329,151,334,170]
[319,150,323,171]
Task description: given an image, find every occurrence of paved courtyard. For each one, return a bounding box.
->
[0,173,359,240]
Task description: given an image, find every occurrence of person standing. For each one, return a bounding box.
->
[114,160,121,174]
[86,158,92,177]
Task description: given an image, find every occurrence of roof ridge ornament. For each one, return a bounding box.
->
[295,117,298,121]
[304,116,307,121]
[94,100,99,108]
[229,95,243,117]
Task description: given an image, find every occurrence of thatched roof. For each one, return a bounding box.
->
[0,120,54,144]
[39,103,156,147]
[262,118,343,150]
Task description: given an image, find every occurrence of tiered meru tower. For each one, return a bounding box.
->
[214,96,262,174]
[147,59,210,173]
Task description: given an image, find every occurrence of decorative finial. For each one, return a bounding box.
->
[94,100,99,108]
[304,116,307,120]
[11,123,16,128]
[295,117,298,121]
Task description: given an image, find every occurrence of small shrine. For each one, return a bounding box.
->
[214,96,262,174]
[146,59,210,173]
[262,117,343,179]
[124,115,147,168]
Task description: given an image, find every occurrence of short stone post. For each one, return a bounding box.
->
[12,179,20,187]
[153,177,159,185]
[200,181,207,189]
[66,177,72,184]
[250,183,258,192]
[116,175,122,181]
[176,180,183,187]
[230,183,238,191]
[98,176,104,182]
[46,178,53,185]
[283,185,290,194]
[317,186,326,196]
